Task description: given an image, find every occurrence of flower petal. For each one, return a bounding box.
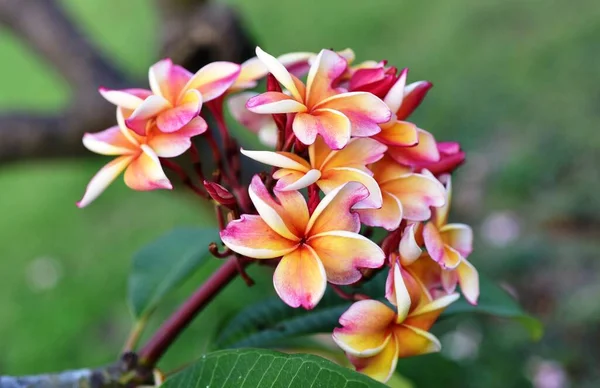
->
[423,223,462,269]
[346,336,399,383]
[369,154,412,184]
[183,61,241,102]
[318,167,382,209]
[399,224,422,265]
[240,149,311,172]
[375,120,418,147]
[294,108,351,149]
[457,259,479,305]
[405,293,460,330]
[306,181,368,235]
[149,59,192,103]
[393,325,441,358]
[246,92,307,114]
[82,126,137,155]
[440,223,473,258]
[255,47,303,101]
[388,128,440,166]
[273,245,326,309]
[99,87,151,110]
[316,92,391,137]
[389,263,412,321]
[396,81,433,120]
[441,269,458,294]
[228,92,275,133]
[382,172,446,221]
[382,68,407,115]
[123,145,172,191]
[432,174,452,227]
[320,137,387,171]
[148,117,207,157]
[126,95,172,135]
[76,155,133,208]
[357,191,403,231]
[276,169,321,191]
[305,49,347,108]
[156,89,202,133]
[220,214,299,259]
[308,230,385,284]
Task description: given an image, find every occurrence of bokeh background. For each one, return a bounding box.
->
[1,0,599,387]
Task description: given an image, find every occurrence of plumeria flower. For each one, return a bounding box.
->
[101,59,240,135]
[220,176,385,309]
[240,136,387,208]
[357,155,446,231]
[333,278,459,382]
[77,109,207,208]
[228,92,278,147]
[246,47,391,149]
[421,174,479,303]
[412,141,466,175]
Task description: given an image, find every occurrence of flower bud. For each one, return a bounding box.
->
[203,181,236,208]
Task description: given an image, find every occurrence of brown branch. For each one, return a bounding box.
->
[0,364,129,388]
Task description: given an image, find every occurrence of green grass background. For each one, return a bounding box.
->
[1,0,599,386]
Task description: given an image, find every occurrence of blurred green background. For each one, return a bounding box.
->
[1,0,599,387]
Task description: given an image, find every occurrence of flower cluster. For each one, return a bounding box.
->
[79,46,478,383]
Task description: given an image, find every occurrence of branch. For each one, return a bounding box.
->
[0,364,127,388]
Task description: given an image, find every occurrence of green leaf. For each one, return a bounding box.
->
[442,273,544,340]
[161,348,386,388]
[127,227,218,319]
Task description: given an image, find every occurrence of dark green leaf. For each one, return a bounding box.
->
[128,227,218,319]
[161,348,386,388]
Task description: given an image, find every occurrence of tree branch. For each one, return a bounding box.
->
[0,364,127,388]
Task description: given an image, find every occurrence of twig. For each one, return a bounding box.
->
[330,284,370,302]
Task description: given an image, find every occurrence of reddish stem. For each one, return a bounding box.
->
[161,159,209,199]
[330,284,370,301]
[138,257,249,366]
[188,143,205,183]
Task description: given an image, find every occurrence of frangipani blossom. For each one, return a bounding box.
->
[220,176,385,309]
[246,47,391,149]
[358,155,446,231]
[228,92,278,147]
[102,59,240,135]
[240,137,386,208]
[232,51,316,90]
[333,279,459,383]
[77,109,207,208]
[421,175,479,303]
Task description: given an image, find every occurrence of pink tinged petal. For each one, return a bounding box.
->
[399,224,422,265]
[346,336,399,383]
[234,57,267,89]
[294,109,351,149]
[248,175,301,241]
[388,128,440,166]
[156,89,202,133]
[349,67,386,92]
[246,92,307,114]
[240,149,310,171]
[396,81,433,120]
[272,169,309,190]
[383,172,446,221]
[441,269,458,294]
[308,230,385,285]
[320,137,387,170]
[276,169,321,191]
[258,124,278,147]
[318,167,383,209]
[432,174,452,228]
[82,126,137,155]
[370,155,412,184]
[273,245,326,309]
[220,214,299,259]
[375,120,418,147]
[147,117,207,158]
[440,223,473,257]
[183,61,241,102]
[406,293,460,330]
[382,68,408,115]
[278,51,314,77]
[228,92,274,133]
[306,181,368,235]
[393,325,441,358]
[126,95,172,135]
[333,300,396,356]
[389,263,412,321]
[116,108,143,146]
[357,191,403,231]
[457,259,479,305]
[149,59,193,103]
[273,188,310,236]
[315,92,392,137]
[255,47,303,101]
[99,88,150,110]
[124,145,172,191]
[423,223,461,269]
[76,155,133,208]
[305,49,347,108]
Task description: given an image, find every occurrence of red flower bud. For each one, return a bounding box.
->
[203,181,237,208]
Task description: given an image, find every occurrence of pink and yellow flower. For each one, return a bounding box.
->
[246,47,391,149]
[357,155,446,231]
[101,59,240,135]
[228,92,278,147]
[240,136,387,208]
[77,109,207,208]
[421,175,479,303]
[220,176,385,309]
[333,276,459,382]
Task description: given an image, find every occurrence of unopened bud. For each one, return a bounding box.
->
[203,181,236,208]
